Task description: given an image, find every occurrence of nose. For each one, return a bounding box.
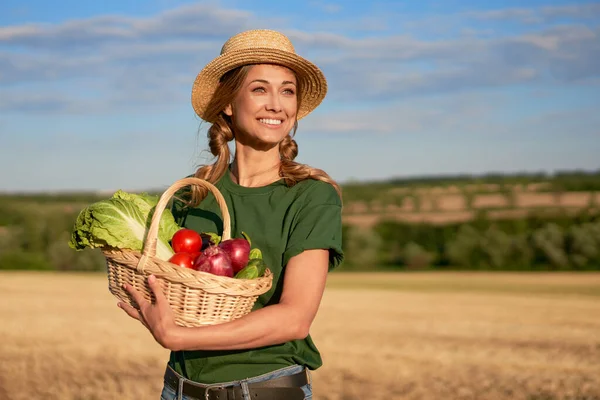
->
[266,92,282,112]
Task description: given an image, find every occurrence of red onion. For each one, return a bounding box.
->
[219,238,251,274]
[194,246,233,277]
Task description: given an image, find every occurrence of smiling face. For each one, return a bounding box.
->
[224,64,298,148]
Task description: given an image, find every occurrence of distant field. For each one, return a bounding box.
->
[343,190,600,227]
[3,174,600,228]
[327,271,600,297]
[1,271,599,400]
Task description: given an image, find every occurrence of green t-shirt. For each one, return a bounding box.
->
[168,170,344,383]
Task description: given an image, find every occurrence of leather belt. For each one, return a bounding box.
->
[163,365,308,400]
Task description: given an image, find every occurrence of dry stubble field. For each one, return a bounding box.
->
[1,271,600,400]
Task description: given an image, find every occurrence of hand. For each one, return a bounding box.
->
[118,274,180,350]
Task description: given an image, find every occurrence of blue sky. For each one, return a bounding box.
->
[0,0,599,192]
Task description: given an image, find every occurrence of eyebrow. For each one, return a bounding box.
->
[249,79,297,86]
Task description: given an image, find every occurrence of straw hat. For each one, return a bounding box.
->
[191,29,327,123]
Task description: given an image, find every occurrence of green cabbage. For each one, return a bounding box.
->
[68,190,180,260]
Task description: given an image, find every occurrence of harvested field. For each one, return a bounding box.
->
[342,189,598,227]
[1,271,599,400]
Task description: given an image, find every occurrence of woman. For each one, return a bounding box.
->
[119,29,344,400]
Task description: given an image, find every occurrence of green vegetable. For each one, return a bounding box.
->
[234,258,268,279]
[246,258,267,277]
[235,264,259,279]
[68,190,180,261]
[241,231,251,246]
[203,231,221,246]
[249,248,262,260]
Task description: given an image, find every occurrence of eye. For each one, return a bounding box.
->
[282,88,295,95]
[252,86,266,93]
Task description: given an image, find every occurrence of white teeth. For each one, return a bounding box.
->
[259,118,282,125]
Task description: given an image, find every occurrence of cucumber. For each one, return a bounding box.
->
[249,248,262,260]
[235,265,259,279]
[246,258,267,277]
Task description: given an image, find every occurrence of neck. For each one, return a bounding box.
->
[230,142,282,187]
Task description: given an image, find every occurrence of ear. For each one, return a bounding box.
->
[224,103,233,117]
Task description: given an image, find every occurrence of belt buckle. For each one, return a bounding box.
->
[204,384,226,400]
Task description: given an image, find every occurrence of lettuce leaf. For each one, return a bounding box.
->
[68,190,180,261]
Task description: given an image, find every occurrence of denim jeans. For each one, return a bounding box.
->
[160,364,313,400]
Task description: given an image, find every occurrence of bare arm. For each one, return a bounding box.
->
[120,249,330,351]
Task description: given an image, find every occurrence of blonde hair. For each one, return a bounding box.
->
[187,65,341,207]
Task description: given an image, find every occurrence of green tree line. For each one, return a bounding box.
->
[0,200,106,271]
[342,210,600,271]
[1,186,600,272]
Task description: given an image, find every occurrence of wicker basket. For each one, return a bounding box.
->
[103,177,273,327]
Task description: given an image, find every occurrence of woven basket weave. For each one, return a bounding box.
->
[103,177,273,327]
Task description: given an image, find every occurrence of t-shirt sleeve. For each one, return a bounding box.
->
[283,183,344,271]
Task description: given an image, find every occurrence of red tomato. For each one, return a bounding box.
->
[168,252,195,269]
[171,229,202,253]
[188,251,202,265]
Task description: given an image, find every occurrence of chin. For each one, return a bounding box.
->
[237,124,293,148]
[257,137,286,148]
[255,131,289,145]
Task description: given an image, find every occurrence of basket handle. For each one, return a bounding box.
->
[142,177,231,259]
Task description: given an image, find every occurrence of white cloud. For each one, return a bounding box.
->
[309,2,342,14]
[301,92,500,135]
[0,92,75,113]
[467,3,600,23]
[0,4,257,48]
[466,8,541,24]
[0,3,598,114]
[541,3,600,19]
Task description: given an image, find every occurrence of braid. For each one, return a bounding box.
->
[184,66,251,207]
[279,132,342,201]
[188,117,233,206]
[279,130,298,162]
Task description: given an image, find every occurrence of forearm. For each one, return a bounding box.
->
[169,302,308,351]
[162,250,329,352]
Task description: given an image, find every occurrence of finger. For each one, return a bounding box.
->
[123,283,147,310]
[118,302,142,321]
[147,275,166,306]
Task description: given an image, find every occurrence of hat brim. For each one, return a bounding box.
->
[191,48,327,123]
